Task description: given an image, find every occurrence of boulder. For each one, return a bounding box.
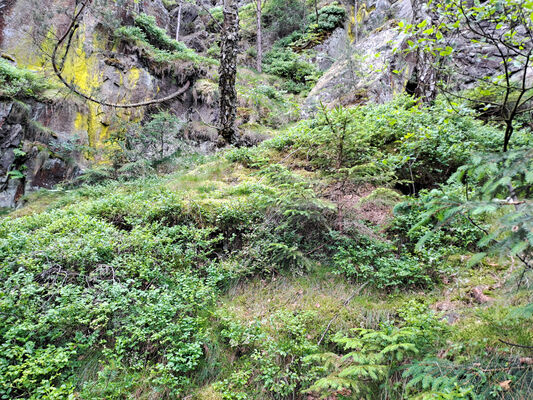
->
[309,28,347,72]
[0,99,83,207]
[304,22,411,113]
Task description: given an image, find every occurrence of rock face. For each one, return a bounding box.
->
[0,0,217,207]
[0,101,80,207]
[304,0,414,113]
[305,20,412,113]
[309,28,348,72]
[304,0,517,113]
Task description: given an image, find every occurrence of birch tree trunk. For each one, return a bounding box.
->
[175,1,182,42]
[354,0,358,42]
[256,0,262,73]
[218,0,240,144]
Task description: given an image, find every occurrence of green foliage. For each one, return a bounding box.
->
[400,0,533,65]
[6,169,25,180]
[261,96,505,189]
[400,303,533,399]
[333,234,433,289]
[213,369,252,400]
[235,201,317,275]
[0,169,281,398]
[2,64,532,400]
[410,149,533,271]
[204,6,223,33]
[390,192,484,270]
[104,111,189,178]
[0,152,349,397]
[400,0,533,150]
[0,205,219,397]
[404,355,532,400]
[263,47,321,94]
[224,146,268,169]
[263,0,308,39]
[306,301,447,399]
[306,3,346,32]
[133,13,187,52]
[0,58,52,100]
[114,14,216,68]
[237,83,300,126]
[234,164,335,275]
[214,310,320,399]
[261,2,345,94]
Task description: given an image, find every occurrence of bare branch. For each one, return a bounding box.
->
[51,0,191,109]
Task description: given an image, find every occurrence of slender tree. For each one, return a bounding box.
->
[354,0,358,42]
[404,0,533,149]
[174,0,182,42]
[255,0,262,73]
[218,0,240,144]
[409,0,438,104]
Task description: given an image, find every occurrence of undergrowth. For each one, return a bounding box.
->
[0,58,53,100]
[2,95,532,399]
[114,13,217,74]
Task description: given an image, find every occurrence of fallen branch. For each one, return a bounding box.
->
[318,282,369,346]
[499,339,533,349]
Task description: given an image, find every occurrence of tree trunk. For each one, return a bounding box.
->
[411,0,438,104]
[218,0,240,144]
[354,0,358,42]
[314,0,319,25]
[256,0,262,73]
[175,1,182,42]
[503,121,513,152]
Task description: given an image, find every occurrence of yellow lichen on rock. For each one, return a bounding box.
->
[7,15,152,157]
[126,67,141,89]
[60,28,106,148]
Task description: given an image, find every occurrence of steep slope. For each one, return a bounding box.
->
[1,0,532,398]
[1,98,531,399]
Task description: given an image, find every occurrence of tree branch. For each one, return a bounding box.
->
[51,0,191,109]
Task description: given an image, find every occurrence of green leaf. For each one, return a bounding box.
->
[7,169,24,179]
[439,46,453,56]
[510,240,528,256]
[417,19,428,29]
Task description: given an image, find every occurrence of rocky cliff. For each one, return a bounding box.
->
[304,0,414,111]
[0,0,493,207]
[0,0,219,207]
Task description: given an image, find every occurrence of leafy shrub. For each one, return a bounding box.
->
[0,186,224,398]
[0,58,52,99]
[333,234,433,289]
[305,2,346,33]
[406,148,533,272]
[263,0,308,39]
[305,301,447,399]
[404,354,532,399]
[214,310,320,399]
[390,192,484,262]
[261,3,345,93]
[261,96,506,190]
[235,164,335,274]
[263,47,321,93]
[115,14,216,68]
[132,13,187,52]
[237,83,299,126]
[107,111,188,170]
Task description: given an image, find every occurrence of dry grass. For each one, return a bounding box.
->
[219,271,402,341]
